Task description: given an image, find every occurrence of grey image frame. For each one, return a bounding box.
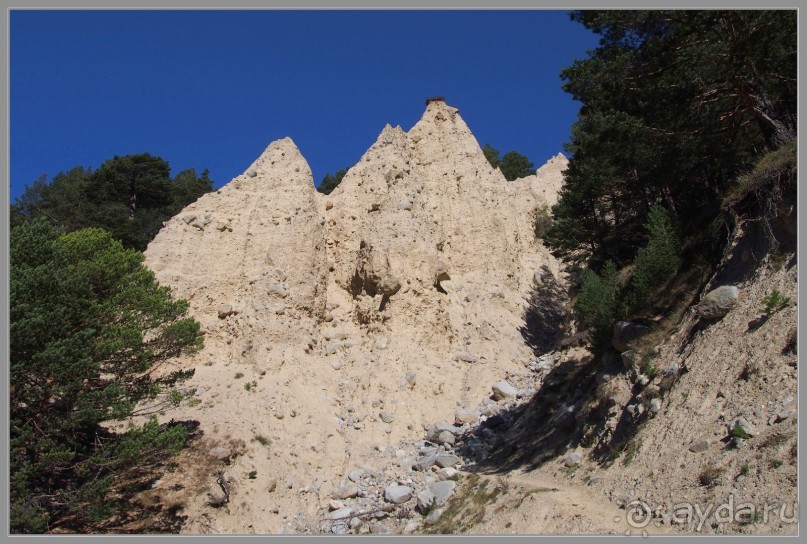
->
[1,1,801,542]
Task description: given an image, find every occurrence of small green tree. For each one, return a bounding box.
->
[317,167,351,195]
[483,143,500,169]
[10,220,203,533]
[534,203,553,239]
[483,144,536,181]
[574,260,621,351]
[499,151,535,181]
[628,205,681,312]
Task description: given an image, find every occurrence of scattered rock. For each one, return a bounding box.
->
[775,408,797,422]
[209,446,232,460]
[454,353,479,363]
[435,454,461,468]
[425,508,444,525]
[564,452,582,467]
[380,412,394,424]
[696,285,740,319]
[416,482,456,514]
[440,467,459,480]
[455,409,480,425]
[437,431,456,446]
[426,422,460,442]
[217,304,236,319]
[208,486,228,506]
[334,482,360,500]
[413,455,438,472]
[370,522,394,534]
[649,398,662,414]
[329,507,353,520]
[491,380,517,400]
[689,439,709,453]
[728,416,757,438]
[384,484,413,504]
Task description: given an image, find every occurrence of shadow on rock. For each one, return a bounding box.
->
[458,352,599,476]
[519,265,571,357]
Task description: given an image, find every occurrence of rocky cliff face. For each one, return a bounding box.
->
[143,100,567,533]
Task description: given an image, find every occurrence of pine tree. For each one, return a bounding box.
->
[10,220,202,532]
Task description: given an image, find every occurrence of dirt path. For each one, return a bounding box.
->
[447,469,676,536]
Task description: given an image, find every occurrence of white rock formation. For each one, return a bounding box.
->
[143,99,568,533]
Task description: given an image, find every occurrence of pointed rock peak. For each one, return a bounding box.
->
[420,97,460,120]
[371,124,407,149]
[241,136,313,187]
[546,152,568,165]
[535,152,569,176]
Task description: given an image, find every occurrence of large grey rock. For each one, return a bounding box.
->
[333,482,360,499]
[612,321,649,352]
[426,422,461,442]
[413,455,438,472]
[491,380,518,400]
[689,439,709,453]
[384,484,413,504]
[417,480,456,511]
[564,452,582,467]
[425,508,444,525]
[437,431,456,446]
[696,285,740,319]
[435,454,461,468]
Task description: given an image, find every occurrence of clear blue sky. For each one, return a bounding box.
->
[10,10,599,200]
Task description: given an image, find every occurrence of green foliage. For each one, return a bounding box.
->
[641,361,658,381]
[499,151,535,181]
[244,380,258,392]
[731,422,752,440]
[574,260,621,350]
[723,141,797,210]
[11,154,213,251]
[545,10,796,267]
[533,203,553,239]
[248,471,258,480]
[760,290,791,315]
[482,144,535,181]
[10,220,202,533]
[482,144,500,169]
[317,166,350,195]
[628,205,681,312]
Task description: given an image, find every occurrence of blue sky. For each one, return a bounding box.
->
[10,10,599,200]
